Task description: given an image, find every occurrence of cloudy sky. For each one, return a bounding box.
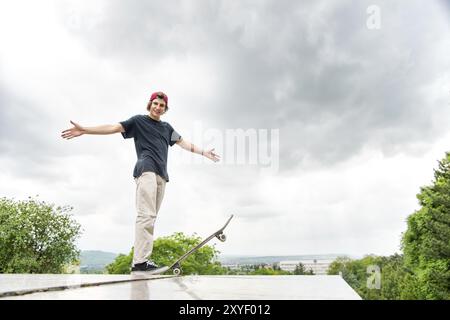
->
[1,0,449,258]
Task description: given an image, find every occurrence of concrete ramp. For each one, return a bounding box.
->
[0,274,361,300]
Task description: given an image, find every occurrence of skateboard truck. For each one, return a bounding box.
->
[168,214,233,275]
[216,233,226,242]
[148,215,234,276]
[172,263,182,276]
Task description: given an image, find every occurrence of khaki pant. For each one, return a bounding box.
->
[132,172,166,266]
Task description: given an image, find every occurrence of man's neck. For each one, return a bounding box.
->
[148,113,161,122]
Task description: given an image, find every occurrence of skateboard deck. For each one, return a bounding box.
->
[132,215,233,276]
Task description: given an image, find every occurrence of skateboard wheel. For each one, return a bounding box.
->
[218,233,226,242]
[173,268,182,276]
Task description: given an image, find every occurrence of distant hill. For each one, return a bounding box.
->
[217,254,350,265]
[80,250,118,273]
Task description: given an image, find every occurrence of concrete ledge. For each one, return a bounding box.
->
[0,274,174,298]
[0,274,361,300]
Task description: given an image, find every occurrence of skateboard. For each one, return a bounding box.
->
[134,215,234,276]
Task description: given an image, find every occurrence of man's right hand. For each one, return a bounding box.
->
[61,120,85,140]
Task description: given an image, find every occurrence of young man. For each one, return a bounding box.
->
[61,91,220,272]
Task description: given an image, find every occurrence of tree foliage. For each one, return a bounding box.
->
[293,263,314,275]
[249,267,291,275]
[0,197,82,273]
[401,152,450,299]
[328,254,414,300]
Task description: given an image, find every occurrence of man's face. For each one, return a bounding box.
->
[149,98,167,119]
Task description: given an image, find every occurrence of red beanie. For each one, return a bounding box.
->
[150,91,168,107]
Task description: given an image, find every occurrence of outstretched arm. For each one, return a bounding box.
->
[61,120,124,140]
[176,138,220,162]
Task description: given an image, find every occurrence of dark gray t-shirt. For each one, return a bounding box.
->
[119,114,182,182]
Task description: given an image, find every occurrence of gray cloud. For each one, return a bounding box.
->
[0,86,89,183]
[55,0,450,172]
[0,88,57,179]
[0,86,129,192]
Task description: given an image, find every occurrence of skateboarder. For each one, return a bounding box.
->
[61,91,220,272]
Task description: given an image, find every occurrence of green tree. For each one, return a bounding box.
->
[378,254,410,300]
[328,256,367,295]
[107,232,227,275]
[294,263,306,275]
[249,266,291,275]
[0,197,82,273]
[328,253,445,300]
[328,255,386,300]
[106,251,134,274]
[293,263,314,275]
[402,152,450,299]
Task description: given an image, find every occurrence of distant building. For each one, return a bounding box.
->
[279,259,334,275]
[222,264,240,270]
